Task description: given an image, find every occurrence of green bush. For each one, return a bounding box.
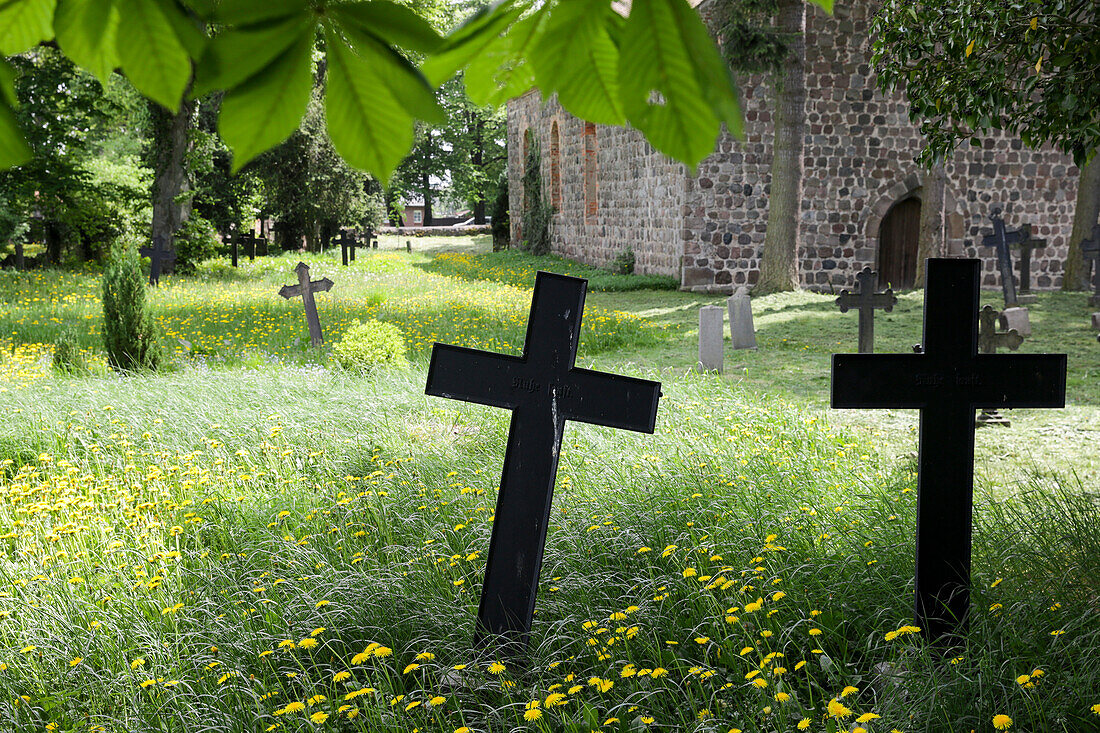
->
[521,138,552,256]
[332,319,408,374]
[52,327,90,375]
[102,244,161,371]
[491,172,510,252]
[610,248,635,275]
[173,216,220,274]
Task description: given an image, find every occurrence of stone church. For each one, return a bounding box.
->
[506,0,1081,292]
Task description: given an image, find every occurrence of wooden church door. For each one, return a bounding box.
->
[877,197,921,289]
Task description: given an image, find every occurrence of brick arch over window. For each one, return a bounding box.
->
[583,122,597,219]
[550,121,561,211]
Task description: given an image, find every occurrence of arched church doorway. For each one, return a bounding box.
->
[877,197,921,289]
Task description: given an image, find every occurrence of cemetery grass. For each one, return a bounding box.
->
[0,245,1097,731]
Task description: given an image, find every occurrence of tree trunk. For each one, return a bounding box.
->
[422,172,433,226]
[914,161,946,288]
[473,118,486,224]
[150,96,195,258]
[754,0,805,294]
[1063,156,1100,290]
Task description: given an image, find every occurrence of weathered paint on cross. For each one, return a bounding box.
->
[278,262,334,347]
[1081,224,1100,305]
[425,271,662,655]
[981,211,1023,307]
[835,267,896,353]
[139,235,176,286]
[832,259,1065,643]
[1009,224,1045,294]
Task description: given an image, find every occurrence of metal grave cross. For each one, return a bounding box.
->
[1009,224,1045,294]
[835,266,897,353]
[335,229,357,266]
[139,235,177,286]
[425,271,662,654]
[831,258,1065,643]
[975,305,1025,427]
[278,262,334,347]
[980,210,1023,308]
[1081,224,1100,306]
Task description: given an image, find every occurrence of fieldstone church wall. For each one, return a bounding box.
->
[507,0,1081,292]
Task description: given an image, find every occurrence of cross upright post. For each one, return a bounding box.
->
[1080,224,1100,306]
[425,271,662,655]
[1010,224,1045,294]
[832,259,1065,643]
[835,267,897,353]
[229,231,239,268]
[278,262,334,347]
[981,211,1023,308]
[335,230,357,266]
[139,235,176,286]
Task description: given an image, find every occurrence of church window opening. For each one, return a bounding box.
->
[584,122,597,218]
[877,196,921,290]
[550,122,561,210]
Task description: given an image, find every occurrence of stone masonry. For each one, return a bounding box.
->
[506,0,1081,292]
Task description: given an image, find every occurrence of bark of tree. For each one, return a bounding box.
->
[150,95,196,258]
[421,171,433,226]
[754,0,806,294]
[914,161,947,288]
[1063,156,1100,290]
[472,117,486,224]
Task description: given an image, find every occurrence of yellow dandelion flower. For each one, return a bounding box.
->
[278,640,296,649]
[298,638,318,650]
[694,636,710,644]
[284,701,305,714]
[307,695,326,706]
[752,678,768,688]
[315,600,330,607]
[797,719,810,730]
[403,663,421,674]
[992,714,1013,730]
[140,679,157,688]
[333,671,351,682]
[524,708,542,721]
[69,657,83,667]
[545,692,567,706]
[1016,674,1031,685]
[415,652,435,661]
[775,692,790,702]
[373,646,392,657]
[405,700,421,711]
[487,661,506,674]
[809,628,822,636]
[309,711,328,724]
[351,650,371,665]
[310,627,326,637]
[827,698,852,719]
[856,713,881,722]
[682,567,697,578]
[651,667,668,678]
[131,659,146,670]
[429,696,446,707]
[840,685,859,698]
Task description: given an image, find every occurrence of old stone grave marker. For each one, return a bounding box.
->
[425,271,661,654]
[139,235,176,286]
[406,240,412,253]
[697,305,724,372]
[728,288,757,350]
[1081,224,1100,306]
[832,258,1066,643]
[335,229,357,266]
[976,305,1025,427]
[279,262,334,347]
[835,266,897,354]
[1010,223,1045,300]
[981,209,1024,308]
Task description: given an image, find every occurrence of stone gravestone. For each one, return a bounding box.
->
[1081,224,1100,307]
[139,235,176,286]
[981,209,1024,308]
[335,229,357,266]
[425,271,662,654]
[278,262,334,347]
[976,305,1025,427]
[1010,223,1045,300]
[697,305,724,372]
[835,266,896,354]
[832,258,1065,643]
[406,240,412,253]
[727,288,757,350]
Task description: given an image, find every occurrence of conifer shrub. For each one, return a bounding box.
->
[102,244,161,371]
[522,139,553,256]
[52,327,89,375]
[332,319,407,374]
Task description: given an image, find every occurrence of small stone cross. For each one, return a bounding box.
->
[832,258,1066,643]
[975,305,1025,427]
[980,210,1025,308]
[1009,224,1045,294]
[139,235,176,286]
[278,262,334,347]
[1080,224,1100,306]
[835,267,897,353]
[425,271,662,655]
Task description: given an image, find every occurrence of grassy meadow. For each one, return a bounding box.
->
[0,236,1097,732]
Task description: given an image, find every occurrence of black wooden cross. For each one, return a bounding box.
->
[425,271,662,654]
[366,226,377,250]
[835,267,897,353]
[832,258,1065,643]
[1009,224,1045,294]
[278,262,334,347]
[139,235,176,286]
[1081,224,1100,306]
[980,210,1023,308]
[335,229,357,266]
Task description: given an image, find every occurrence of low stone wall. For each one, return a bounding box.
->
[380,226,491,237]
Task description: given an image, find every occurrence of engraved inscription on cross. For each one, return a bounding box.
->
[981,210,1023,308]
[425,271,662,654]
[139,235,176,286]
[832,259,1065,643]
[278,262,334,347]
[335,229,357,266]
[1080,223,1100,306]
[835,267,897,353]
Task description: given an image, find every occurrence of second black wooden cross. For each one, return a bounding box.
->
[425,271,662,654]
[139,235,176,286]
[981,210,1023,308]
[832,258,1065,643]
[279,262,334,347]
[1010,224,1045,294]
[335,230,357,266]
[835,267,897,353]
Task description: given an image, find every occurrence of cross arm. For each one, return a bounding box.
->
[832,354,929,409]
[278,284,301,299]
[968,354,1066,408]
[313,278,334,292]
[560,368,661,433]
[425,343,524,410]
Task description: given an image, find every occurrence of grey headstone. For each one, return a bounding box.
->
[696,305,724,372]
[998,307,1031,338]
[1091,312,1100,330]
[727,288,757,350]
